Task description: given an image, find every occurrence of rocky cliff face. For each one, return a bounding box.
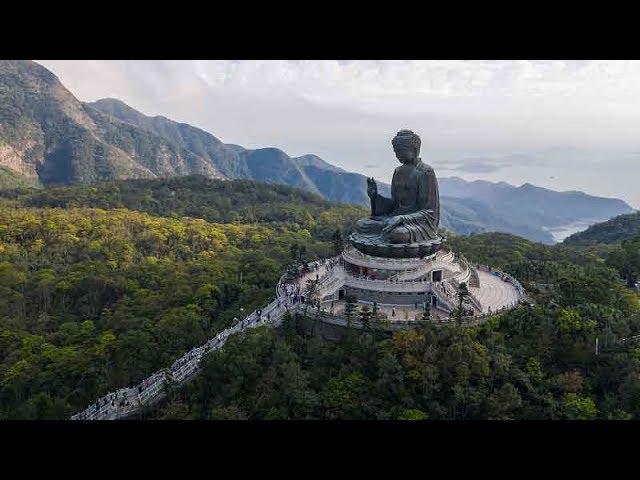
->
[88,98,247,180]
[0,60,224,185]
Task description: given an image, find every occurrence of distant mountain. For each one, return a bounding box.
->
[0,60,224,185]
[89,101,632,243]
[90,99,381,205]
[0,60,634,244]
[563,211,640,245]
[87,97,246,180]
[439,195,562,244]
[439,177,632,229]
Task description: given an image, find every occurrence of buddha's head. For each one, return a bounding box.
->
[392,129,421,164]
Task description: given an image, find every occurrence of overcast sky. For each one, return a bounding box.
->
[37,60,640,208]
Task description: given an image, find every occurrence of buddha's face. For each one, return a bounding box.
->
[393,143,419,164]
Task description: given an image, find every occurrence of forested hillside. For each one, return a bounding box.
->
[151,232,640,420]
[564,211,640,246]
[1,172,639,420]
[0,166,40,190]
[1,61,632,245]
[0,180,358,419]
[0,176,366,241]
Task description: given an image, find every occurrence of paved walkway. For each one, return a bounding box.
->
[469,270,521,313]
[71,282,301,420]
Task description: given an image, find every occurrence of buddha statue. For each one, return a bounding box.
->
[350,129,442,258]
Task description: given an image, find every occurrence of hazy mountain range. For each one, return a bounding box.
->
[0,60,634,244]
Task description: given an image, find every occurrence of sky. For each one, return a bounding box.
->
[37,60,640,208]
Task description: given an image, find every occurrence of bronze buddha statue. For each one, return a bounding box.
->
[350,129,442,258]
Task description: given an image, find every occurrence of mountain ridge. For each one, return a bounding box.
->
[0,60,224,185]
[88,97,633,243]
[0,60,634,244]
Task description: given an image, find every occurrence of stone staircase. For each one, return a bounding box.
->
[390,250,455,281]
[71,280,296,420]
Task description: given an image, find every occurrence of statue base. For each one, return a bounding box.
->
[349,232,444,258]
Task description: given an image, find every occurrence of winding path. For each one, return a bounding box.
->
[71,280,300,420]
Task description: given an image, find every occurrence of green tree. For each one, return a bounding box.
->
[561,393,597,420]
[359,304,372,329]
[456,282,470,323]
[397,408,429,420]
[607,235,640,288]
[343,295,358,328]
[332,229,344,256]
[485,383,523,420]
[290,244,299,262]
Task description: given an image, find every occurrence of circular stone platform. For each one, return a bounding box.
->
[284,247,526,326]
[469,269,523,314]
[349,232,444,258]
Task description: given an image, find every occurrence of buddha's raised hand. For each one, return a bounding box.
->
[366,177,378,198]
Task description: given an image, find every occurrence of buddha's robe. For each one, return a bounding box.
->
[355,159,440,244]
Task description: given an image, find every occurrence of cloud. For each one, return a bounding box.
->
[451,162,508,174]
[445,153,544,174]
[34,60,640,207]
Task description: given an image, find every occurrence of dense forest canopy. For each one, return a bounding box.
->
[0,177,362,419]
[150,230,640,420]
[0,175,366,241]
[0,176,639,420]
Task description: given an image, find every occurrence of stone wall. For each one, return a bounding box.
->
[295,313,396,342]
[295,314,352,341]
[344,285,432,305]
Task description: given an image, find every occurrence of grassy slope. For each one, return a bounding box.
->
[0,167,40,190]
[0,177,363,419]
